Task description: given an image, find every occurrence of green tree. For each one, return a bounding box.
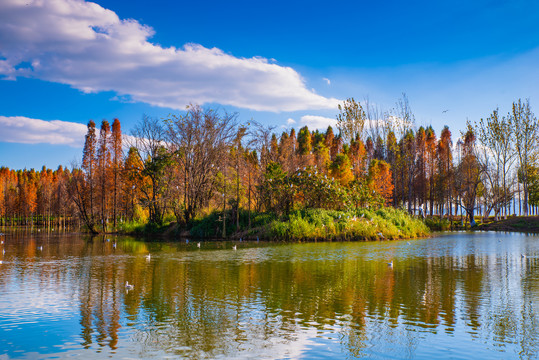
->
[330,154,354,186]
[297,126,312,155]
[336,98,366,144]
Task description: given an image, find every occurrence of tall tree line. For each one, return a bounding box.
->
[2,97,539,233]
[0,165,74,227]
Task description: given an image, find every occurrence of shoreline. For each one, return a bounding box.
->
[6,216,539,239]
[474,216,539,233]
[1,208,431,242]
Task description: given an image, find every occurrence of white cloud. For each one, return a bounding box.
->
[0,0,340,112]
[0,116,87,146]
[323,77,331,85]
[300,115,336,130]
[287,118,296,125]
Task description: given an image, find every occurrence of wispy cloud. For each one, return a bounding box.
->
[0,0,339,112]
[323,77,331,85]
[0,116,87,146]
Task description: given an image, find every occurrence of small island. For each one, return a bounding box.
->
[2,98,538,242]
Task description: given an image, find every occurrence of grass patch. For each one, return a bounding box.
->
[116,207,430,242]
[266,207,429,241]
[424,217,452,231]
[115,220,174,234]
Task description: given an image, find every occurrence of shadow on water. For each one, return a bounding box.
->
[1,230,539,359]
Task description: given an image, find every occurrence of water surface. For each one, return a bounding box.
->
[0,230,538,359]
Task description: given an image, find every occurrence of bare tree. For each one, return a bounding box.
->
[393,93,415,140]
[129,115,172,225]
[165,105,238,223]
[455,126,484,226]
[246,121,277,212]
[394,93,417,213]
[512,99,538,216]
[474,109,516,220]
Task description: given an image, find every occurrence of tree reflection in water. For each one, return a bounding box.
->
[0,230,538,359]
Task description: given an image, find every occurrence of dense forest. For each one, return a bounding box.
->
[1,96,539,235]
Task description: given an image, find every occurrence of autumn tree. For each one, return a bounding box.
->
[385,131,399,207]
[415,127,427,214]
[329,154,354,186]
[81,120,97,227]
[67,120,100,233]
[97,120,112,231]
[110,118,123,226]
[349,135,366,178]
[436,126,453,218]
[425,127,437,216]
[123,147,145,221]
[297,126,314,168]
[367,159,394,207]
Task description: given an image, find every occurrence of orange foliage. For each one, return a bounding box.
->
[368,160,394,206]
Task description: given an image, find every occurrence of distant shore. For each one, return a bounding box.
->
[475,216,539,233]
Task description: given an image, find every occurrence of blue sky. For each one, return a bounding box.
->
[1,0,539,169]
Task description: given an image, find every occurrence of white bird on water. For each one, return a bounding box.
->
[387,260,393,267]
[146,253,151,261]
[38,246,43,251]
[125,281,134,290]
[233,245,237,251]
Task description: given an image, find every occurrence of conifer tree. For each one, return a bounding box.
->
[110,118,123,226]
[81,120,97,228]
[97,120,112,231]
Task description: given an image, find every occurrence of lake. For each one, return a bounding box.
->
[0,230,538,359]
